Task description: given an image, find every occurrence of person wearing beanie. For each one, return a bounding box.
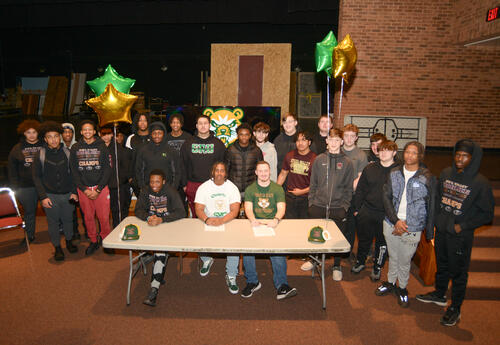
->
[32,121,78,261]
[126,113,152,198]
[135,121,180,192]
[70,120,112,256]
[416,139,494,326]
[61,123,77,149]
[99,127,133,229]
[61,122,86,240]
[8,119,43,245]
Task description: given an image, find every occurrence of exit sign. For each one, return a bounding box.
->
[487,6,499,22]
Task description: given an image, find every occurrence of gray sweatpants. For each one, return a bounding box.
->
[383,220,421,289]
[44,193,74,247]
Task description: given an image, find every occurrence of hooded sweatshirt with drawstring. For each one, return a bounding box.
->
[135,122,180,190]
[308,150,354,212]
[436,139,494,234]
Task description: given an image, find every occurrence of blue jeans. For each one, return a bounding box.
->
[201,255,239,277]
[243,255,288,289]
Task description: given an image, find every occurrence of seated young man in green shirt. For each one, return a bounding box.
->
[242,161,297,300]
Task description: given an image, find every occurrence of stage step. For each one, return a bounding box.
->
[469,246,500,273]
[466,272,500,300]
[474,225,500,247]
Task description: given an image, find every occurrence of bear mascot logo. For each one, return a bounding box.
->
[203,107,244,147]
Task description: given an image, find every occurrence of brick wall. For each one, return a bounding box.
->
[336,0,500,148]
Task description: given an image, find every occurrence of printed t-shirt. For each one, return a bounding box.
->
[244,181,285,219]
[282,149,316,192]
[195,179,241,218]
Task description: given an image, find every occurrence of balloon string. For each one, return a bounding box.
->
[113,124,122,223]
[325,75,330,220]
[338,74,345,122]
[326,75,330,118]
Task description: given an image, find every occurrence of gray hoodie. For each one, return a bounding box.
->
[257,141,278,182]
[309,151,354,211]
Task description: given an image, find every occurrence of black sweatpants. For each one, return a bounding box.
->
[285,193,309,219]
[356,206,387,267]
[308,204,347,266]
[434,229,474,310]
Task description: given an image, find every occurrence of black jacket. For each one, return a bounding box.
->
[8,138,43,188]
[32,144,75,199]
[353,160,399,215]
[435,140,495,234]
[135,134,180,190]
[135,184,185,223]
[273,132,296,173]
[70,136,111,191]
[180,133,226,185]
[310,132,327,155]
[224,141,263,192]
[106,143,133,189]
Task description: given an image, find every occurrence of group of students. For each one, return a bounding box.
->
[7,112,494,326]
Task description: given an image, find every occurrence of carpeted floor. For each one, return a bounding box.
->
[1,217,499,345]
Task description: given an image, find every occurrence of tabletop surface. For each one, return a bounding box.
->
[102,216,350,254]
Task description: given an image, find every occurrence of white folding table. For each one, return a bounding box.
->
[103,216,350,309]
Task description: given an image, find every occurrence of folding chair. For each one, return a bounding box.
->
[0,187,30,251]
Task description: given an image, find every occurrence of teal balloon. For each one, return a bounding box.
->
[315,31,338,77]
[87,64,135,96]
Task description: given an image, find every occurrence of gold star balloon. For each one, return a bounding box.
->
[333,34,357,82]
[85,83,137,127]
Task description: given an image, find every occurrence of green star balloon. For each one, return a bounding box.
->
[87,64,135,96]
[315,31,338,77]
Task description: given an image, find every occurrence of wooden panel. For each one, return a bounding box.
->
[238,55,263,106]
[42,76,68,117]
[210,43,291,117]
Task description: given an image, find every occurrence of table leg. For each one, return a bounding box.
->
[127,250,133,305]
[321,253,326,310]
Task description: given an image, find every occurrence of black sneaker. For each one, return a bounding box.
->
[440,306,461,326]
[66,240,78,254]
[143,287,159,307]
[351,261,366,274]
[375,281,395,296]
[54,246,65,261]
[397,287,409,308]
[370,265,381,281]
[241,282,262,298]
[277,284,297,300]
[416,291,447,307]
[85,241,100,256]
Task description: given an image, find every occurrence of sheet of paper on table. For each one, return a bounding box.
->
[252,225,276,237]
[204,224,225,232]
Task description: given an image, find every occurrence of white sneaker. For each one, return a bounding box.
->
[301,261,314,271]
[200,257,214,277]
[332,266,343,281]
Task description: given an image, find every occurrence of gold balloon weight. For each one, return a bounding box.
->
[85,83,137,127]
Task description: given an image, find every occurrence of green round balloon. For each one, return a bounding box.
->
[315,31,338,77]
[87,64,136,96]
